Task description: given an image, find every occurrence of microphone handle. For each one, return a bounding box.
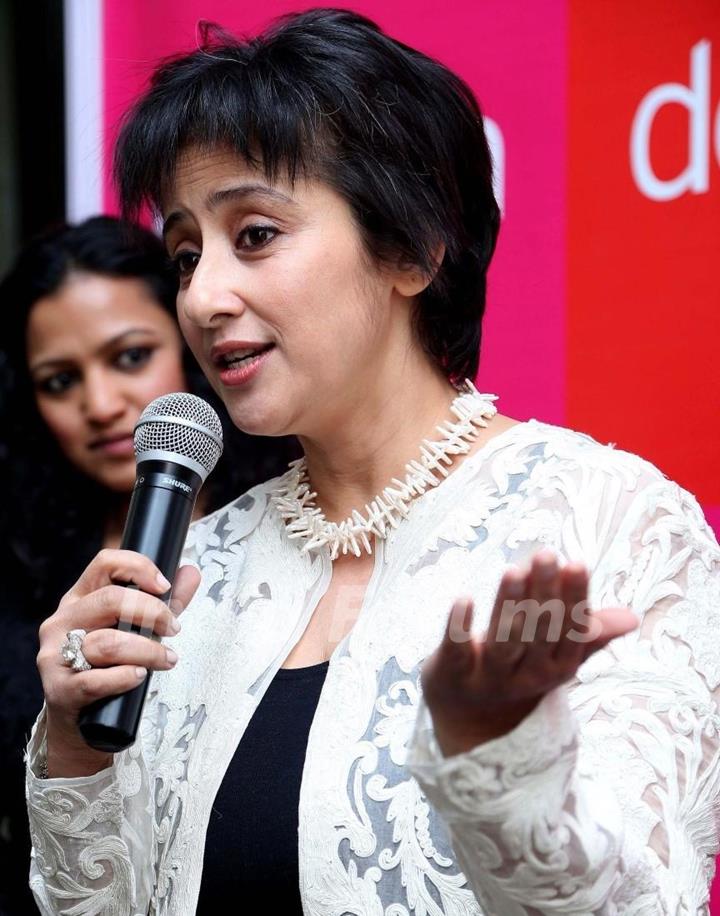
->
[78,460,201,753]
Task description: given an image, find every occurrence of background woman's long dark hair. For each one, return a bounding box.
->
[0,215,300,613]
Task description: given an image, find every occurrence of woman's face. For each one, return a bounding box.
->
[27,271,186,492]
[163,147,421,440]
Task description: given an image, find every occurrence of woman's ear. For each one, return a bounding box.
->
[394,242,446,297]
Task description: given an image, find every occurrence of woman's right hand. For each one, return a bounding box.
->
[36,548,201,777]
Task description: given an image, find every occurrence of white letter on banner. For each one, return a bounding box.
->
[484,116,505,216]
[630,40,710,201]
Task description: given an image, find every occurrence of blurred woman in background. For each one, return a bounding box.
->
[0,215,298,914]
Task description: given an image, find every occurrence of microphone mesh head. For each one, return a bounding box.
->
[134,393,224,480]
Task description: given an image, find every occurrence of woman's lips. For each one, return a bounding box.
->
[90,434,135,456]
[217,346,274,387]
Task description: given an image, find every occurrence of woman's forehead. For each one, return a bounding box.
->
[158,149,345,239]
[27,274,174,360]
[164,145,302,209]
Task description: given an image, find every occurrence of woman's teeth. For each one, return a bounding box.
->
[225,353,258,367]
[222,345,273,368]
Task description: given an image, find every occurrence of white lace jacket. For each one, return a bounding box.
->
[25,416,720,915]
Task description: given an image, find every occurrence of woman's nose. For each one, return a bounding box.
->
[82,370,126,424]
[180,250,246,329]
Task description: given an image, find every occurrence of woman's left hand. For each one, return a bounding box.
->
[421,548,638,757]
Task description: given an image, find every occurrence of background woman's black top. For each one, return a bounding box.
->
[196,659,330,912]
[0,579,45,915]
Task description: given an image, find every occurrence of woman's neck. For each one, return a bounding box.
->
[297,363,473,524]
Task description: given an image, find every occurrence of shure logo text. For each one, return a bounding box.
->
[162,476,192,493]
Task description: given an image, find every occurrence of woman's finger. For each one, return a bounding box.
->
[486,568,522,642]
[73,584,179,637]
[168,564,201,617]
[65,548,171,601]
[80,627,179,672]
[38,588,179,665]
[554,563,591,666]
[437,598,475,674]
[483,569,528,674]
[421,598,474,698]
[62,665,152,711]
[580,607,639,662]
[523,550,563,664]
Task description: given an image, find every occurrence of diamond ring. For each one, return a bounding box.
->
[60,628,92,672]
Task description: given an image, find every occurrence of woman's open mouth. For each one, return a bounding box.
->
[215,343,275,387]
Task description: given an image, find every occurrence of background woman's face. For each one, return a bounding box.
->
[27,271,186,492]
[164,147,414,440]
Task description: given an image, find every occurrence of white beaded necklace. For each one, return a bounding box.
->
[271,380,499,560]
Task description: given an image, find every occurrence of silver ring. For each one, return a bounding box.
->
[60,628,92,672]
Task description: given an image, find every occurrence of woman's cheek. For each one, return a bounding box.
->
[144,349,187,397]
[176,320,204,368]
[36,398,77,450]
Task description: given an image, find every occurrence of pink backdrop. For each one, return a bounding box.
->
[97,1,720,906]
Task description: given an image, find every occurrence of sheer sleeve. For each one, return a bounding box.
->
[407,470,720,914]
[23,683,162,916]
[21,530,204,916]
[22,494,266,914]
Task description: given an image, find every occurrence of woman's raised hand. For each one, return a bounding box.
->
[36,549,200,777]
[420,549,638,757]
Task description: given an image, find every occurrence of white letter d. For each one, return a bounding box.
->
[630,40,710,201]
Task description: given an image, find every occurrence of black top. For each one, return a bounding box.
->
[0,582,45,915]
[196,659,330,913]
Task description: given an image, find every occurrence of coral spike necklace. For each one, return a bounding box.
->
[271,380,499,560]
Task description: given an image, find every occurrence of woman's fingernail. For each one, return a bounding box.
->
[166,648,179,666]
[170,616,181,633]
[156,572,172,590]
[135,667,147,679]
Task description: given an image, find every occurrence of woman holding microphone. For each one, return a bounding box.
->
[25,9,720,914]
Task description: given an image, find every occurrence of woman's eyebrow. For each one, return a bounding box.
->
[163,183,298,241]
[30,328,157,373]
[207,183,298,210]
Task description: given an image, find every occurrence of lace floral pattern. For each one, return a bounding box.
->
[25,418,720,914]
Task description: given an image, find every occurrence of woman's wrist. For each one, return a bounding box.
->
[430,696,541,757]
[44,714,113,778]
[44,745,113,779]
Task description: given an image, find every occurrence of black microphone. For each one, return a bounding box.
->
[78,392,223,753]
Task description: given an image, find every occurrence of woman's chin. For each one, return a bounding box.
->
[226,406,293,439]
[90,470,137,494]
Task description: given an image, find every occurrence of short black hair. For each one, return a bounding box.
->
[115,7,500,384]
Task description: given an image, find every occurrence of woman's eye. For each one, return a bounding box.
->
[169,227,277,279]
[37,370,77,395]
[115,346,153,371]
[171,250,200,278]
[238,225,278,250]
